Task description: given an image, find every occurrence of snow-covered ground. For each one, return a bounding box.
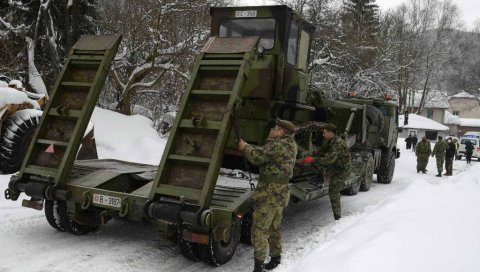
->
[1,108,480,272]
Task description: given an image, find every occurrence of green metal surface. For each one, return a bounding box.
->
[150,36,259,210]
[16,35,121,187]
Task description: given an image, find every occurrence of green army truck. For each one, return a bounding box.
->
[5,6,399,266]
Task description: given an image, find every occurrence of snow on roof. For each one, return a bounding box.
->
[444,111,461,125]
[450,91,477,99]
[409,90,450,109]
[399,113,449,131]
[0,87,40,109]
[459,118,480,127]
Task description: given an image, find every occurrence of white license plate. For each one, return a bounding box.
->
[235,10,257,17]
[93,194,121,208]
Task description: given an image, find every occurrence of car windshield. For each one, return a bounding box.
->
[461,139,477,145]
[219,18,275,49]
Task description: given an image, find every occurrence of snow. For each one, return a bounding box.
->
[408,90,450,109]
[1,108,480,272]
[459,118,480,127]
[451,91,477,99]
[399,113,449,131]
[0,86,41,109]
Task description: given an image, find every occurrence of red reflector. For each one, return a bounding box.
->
[236,214,243,219]
[45,144,55,153]
[183,231,209,245]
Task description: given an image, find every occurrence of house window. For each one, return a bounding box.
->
[425,130,438,140]
[427,109,433,119]
[453,111,459,116]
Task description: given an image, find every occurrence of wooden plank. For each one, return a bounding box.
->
[168,154,211,164]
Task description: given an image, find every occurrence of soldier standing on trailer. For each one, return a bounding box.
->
[238,118,297,272]
[300,124,351,221]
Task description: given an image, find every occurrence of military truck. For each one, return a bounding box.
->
[5,5,398,266]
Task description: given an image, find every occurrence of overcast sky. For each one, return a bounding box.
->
[239,0,479,31]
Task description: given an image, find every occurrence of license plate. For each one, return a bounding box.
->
[235,10,257,17]
[93,194,121,208]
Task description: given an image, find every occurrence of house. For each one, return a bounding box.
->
[458,118,480,136]
[399,113,449,140]
[405,90,450,124]
[444,111,461,136]
[448,91,480,118]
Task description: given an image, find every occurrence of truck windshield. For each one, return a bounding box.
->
[219,18,275,49]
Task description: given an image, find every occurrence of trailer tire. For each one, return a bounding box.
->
[57,200,99,235]
[177,226,202,262]
[0,109,42,174]
[240,209,252,245]
[377,151,395,184]
[44,200,65,232]
[360,155,374,191]
[200,218,241,266]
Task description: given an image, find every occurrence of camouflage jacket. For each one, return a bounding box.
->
[312,136,351,175]
[432,140,448,157]
[243,134,297,184]
[415,141,431,157]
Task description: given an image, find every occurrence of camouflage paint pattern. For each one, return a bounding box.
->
[415,140,431,172]
[242,133,297,262]
[432,139,448,174]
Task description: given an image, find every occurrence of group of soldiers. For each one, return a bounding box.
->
[405,134,418,150]
[415,135,458,177]
[238,119,349,272]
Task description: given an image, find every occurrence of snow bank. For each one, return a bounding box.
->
[0,87,40,109]
[91,107,166,165]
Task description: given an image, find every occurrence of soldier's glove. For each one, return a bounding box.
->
[302,156,315,164]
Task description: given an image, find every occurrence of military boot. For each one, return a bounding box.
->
[265,256,281,270]
[435,173,442,177]
[253,259,265,272]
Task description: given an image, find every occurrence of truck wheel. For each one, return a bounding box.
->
[0,109,42,174]
[342,179,361,195]
[44,200,65,231]
[240,209,252,245]
[377,151,395,184]
[360,156,375,191]
[57,200,99,235]
[199,219,241,266]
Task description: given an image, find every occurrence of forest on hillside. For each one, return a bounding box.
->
[1,0,479,131]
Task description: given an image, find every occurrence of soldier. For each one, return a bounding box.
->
[415,136,431,173]
[238,118,297,272]
[412,135,418,151]
[465,140,474,164]
[453,138,460,160]
[301,124,351,221]
[405,135,413,149]
[432,136,448,177]
[444,137,455,176]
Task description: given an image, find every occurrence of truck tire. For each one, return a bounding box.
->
[44,200,65,231]
[377,151,395,184]
[0,109,42,174]
[360,155,375,191]
[342,179,361,195]
[199,219,241,266]
[57,200,99,235]
[177,226,201,262]
[240,209,252,245]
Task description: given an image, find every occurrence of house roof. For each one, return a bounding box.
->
[444,111,461,125]
[459,118,480,127]
[399,113,449,131]
[408,90,450,109]
[450,91,477,99]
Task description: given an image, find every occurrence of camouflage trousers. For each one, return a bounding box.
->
[436,156,445,174]
[327,172,347,219]
[416,155,429,171]
[251,183,290,262]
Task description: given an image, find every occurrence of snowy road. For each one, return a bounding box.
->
[1,110,479,272]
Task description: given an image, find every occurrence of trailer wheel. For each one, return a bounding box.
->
[240,210,252,245]
[200,219,241,266]
[360,156,375,191]
[44,200,65,231]
[0,109,42,174]
[57,201,99,235]
[377,151,395,184]
[177,227,201,262]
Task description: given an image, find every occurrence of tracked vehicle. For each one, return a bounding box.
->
[5,6,398,266]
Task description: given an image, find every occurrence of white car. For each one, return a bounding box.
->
[458,135,480,161]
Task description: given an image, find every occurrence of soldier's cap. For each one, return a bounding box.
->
[275,118,295,133]
[322,123,337,132]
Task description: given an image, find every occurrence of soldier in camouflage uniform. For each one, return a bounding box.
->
[432,136,448,177]
[415,136,431,173]
[301,124,351,221]
[238,118,297,272]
